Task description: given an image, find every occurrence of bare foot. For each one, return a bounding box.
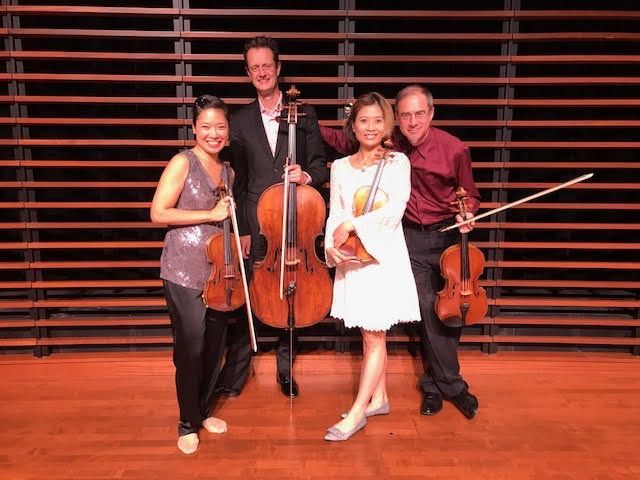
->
[177,432,199,455]
[203,416,227,434]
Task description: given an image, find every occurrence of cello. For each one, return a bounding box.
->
[249,86,333,391]
[203,167,258,352]
[435,187,488,327]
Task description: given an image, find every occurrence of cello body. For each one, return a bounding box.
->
[248,85,332,330]
[249,182,332,329]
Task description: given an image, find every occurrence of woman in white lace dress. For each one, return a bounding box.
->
[324,92,420,441]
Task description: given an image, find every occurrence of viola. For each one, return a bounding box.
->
[435,187,488,327]
[249,86,333,330]
[338,145,392,263]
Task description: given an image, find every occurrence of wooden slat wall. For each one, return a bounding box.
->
[1,0,638,356]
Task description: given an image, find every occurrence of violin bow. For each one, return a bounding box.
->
[279,158,290,300]
[440,172,594,233]
[223,181,258,352]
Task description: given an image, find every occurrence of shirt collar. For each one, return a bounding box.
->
[413,128,433,158]
[258,91,283,117]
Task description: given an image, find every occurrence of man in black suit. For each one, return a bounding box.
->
[216,36,329,398]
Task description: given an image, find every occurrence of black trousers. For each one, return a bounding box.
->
[218,311,296,389]
[216,314,253,391]
[403,221,467,398]
[163,279,228,436]
[216,243,297,392]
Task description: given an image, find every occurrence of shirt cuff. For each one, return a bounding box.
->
[303,171,312,185]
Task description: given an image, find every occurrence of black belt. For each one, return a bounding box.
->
[402,217,455,232]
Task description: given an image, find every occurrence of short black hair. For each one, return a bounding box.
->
[192,95,228,125]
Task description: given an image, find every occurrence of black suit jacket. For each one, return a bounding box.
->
[227,98,329,259]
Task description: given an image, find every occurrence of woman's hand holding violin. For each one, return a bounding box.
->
[333,220,354,249]
[209,196,232,222]
[326,246,358,266]
[328,220,359,265]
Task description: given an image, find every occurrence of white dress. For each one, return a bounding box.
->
[325,152,421,331]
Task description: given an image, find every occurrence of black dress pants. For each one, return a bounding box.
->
[403,220,467,398]
[217,230,297,390]
[218,313,296,389]
[216,315,252,391]
[163,279,228,436]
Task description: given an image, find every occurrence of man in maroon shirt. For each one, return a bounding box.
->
[320,85,480,419]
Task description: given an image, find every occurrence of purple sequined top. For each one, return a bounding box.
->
[160,149,224,290]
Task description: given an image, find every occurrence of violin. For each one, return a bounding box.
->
[203,176,244,312]
[435,187,488,327]
[338,144,392,262]
[249,86,333,330]
[203,168,258,351]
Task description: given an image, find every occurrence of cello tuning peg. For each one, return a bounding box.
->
[286,85,301,99]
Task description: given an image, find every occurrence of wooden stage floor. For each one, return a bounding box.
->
[1,351,639,479]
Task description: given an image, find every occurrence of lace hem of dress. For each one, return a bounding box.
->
[330,313,420,332]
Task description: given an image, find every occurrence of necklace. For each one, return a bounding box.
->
[360,156,377,172]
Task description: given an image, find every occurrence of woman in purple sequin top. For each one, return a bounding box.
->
[150,95,233,455]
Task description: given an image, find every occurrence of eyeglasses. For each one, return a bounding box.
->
[398,110,429,122]
[247,63,276,74]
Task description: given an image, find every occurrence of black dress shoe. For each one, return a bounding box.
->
[420,392,443,415]
[277,373,299,398]
[214,385,241,398]
[448,389,478,419]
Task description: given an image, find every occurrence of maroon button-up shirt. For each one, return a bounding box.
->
[319,125,480,226]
